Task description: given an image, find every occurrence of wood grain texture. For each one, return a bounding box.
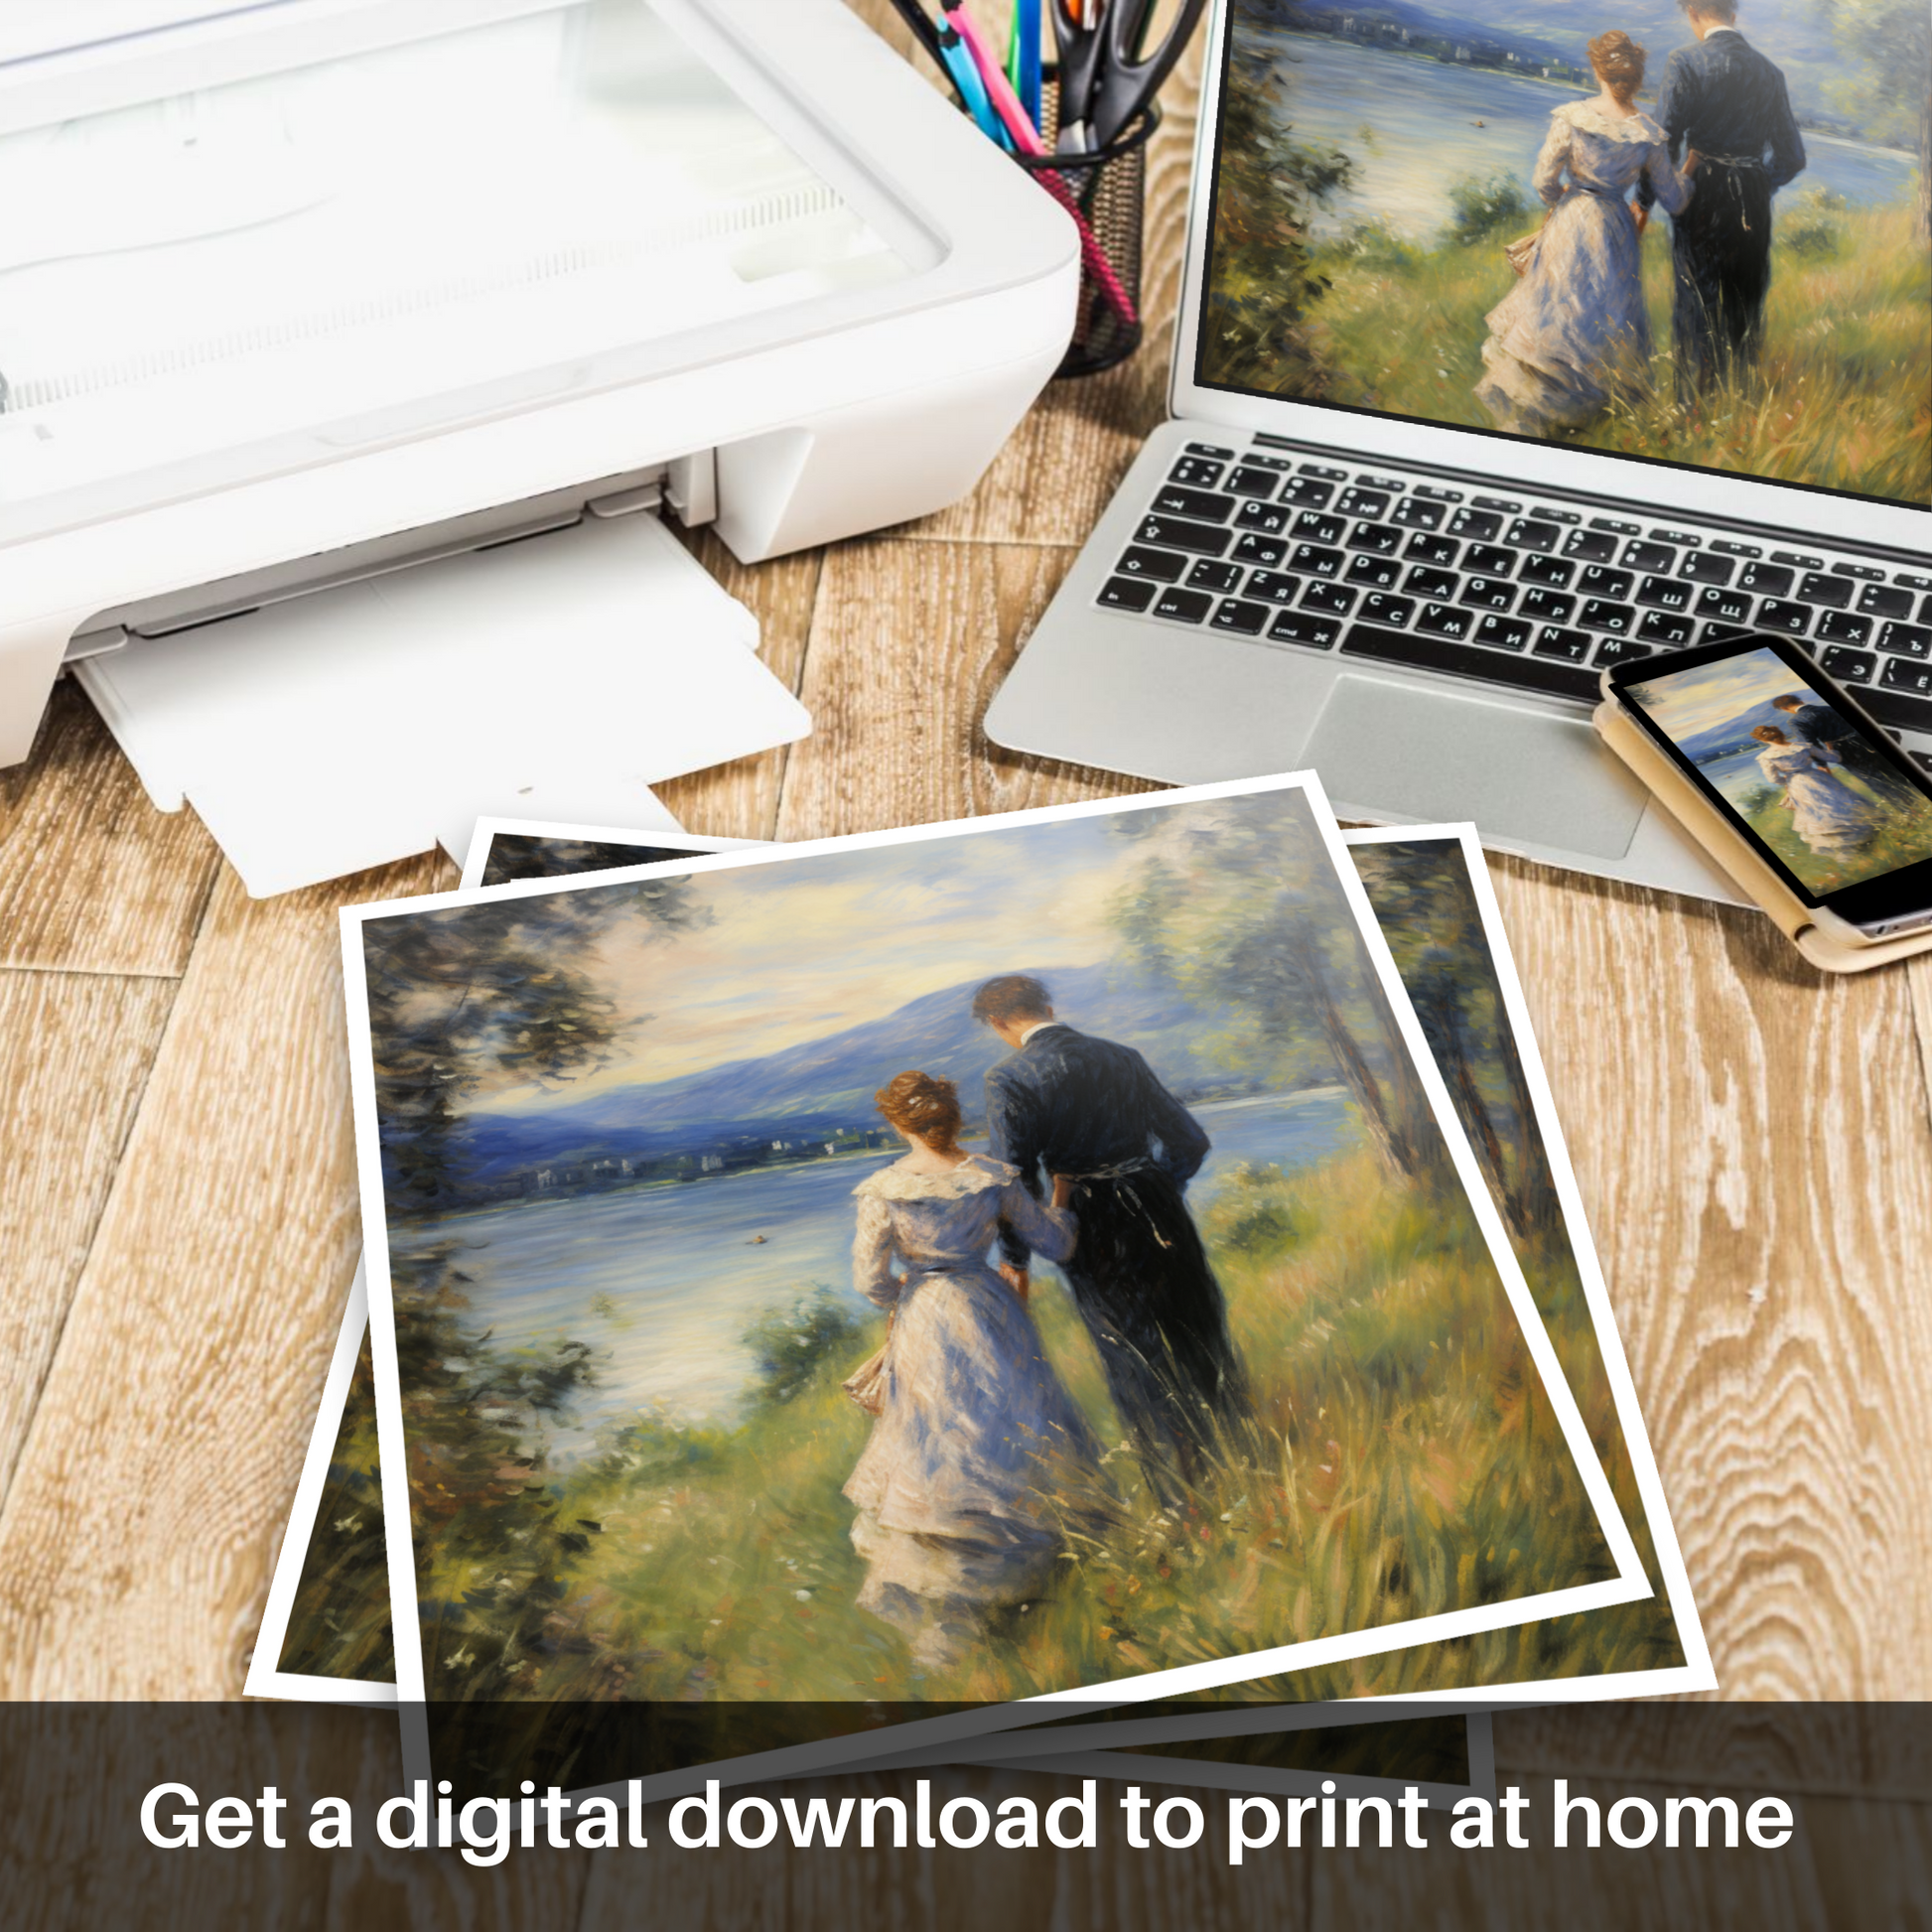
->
[775,539,1161,843]
[0,856,445,1699]
[1313,1769,1931,1932]
[0,682,220,977]
[655,530,822,843]
[0,970,178,1507]
[1481,853,1932,1700]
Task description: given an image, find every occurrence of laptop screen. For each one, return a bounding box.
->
[1193,2,1929,509]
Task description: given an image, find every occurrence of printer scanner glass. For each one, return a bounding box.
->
[0,1,916,542]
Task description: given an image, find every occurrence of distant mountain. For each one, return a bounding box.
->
[462,962,1293,1177]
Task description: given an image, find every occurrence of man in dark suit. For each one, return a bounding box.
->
[1772,692,1917,804]
[973,974,1246,1491]
[1642,2,1806,399]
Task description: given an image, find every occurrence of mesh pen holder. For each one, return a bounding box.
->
[1014,83,1160,379]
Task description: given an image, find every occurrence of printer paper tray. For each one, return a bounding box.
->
[74,512,808,897]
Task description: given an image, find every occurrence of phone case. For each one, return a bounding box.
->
[1593,699,1932,974]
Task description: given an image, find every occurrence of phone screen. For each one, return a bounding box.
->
[1613,636,1932,922]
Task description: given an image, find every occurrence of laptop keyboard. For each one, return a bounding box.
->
[1099,441,1932,763]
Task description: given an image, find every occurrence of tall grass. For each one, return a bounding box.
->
[409,1138,1669,1713]
[1304,199,1930,503]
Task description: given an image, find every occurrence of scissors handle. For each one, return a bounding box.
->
[1086,0,1208,148]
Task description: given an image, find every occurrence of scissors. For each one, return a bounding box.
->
[1050,0,1207,152]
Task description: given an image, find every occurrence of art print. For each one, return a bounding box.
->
[1202,0,1930,504]
[344,776,1644,1795]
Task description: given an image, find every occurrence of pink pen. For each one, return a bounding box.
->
[943,2,1141,331]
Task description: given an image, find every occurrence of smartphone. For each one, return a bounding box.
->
[1605,631,1932,943]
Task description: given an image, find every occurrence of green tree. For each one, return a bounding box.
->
[1110,796,1447,1186]
[1814,0,1932,236]
[1199,33,1354,395]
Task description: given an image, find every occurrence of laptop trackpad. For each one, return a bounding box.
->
[1304,675,1648,860]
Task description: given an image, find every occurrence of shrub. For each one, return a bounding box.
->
[743,1286,866,1407]
[1780,186,1848,260]
[1446,172,1533,247]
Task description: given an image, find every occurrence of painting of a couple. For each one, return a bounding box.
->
[842,975,1244,1668]
[1477,1,1805,434]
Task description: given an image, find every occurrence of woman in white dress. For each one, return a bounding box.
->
[1476,32,1696,436]
[842,1071,1110,1670]
[1750,724,1879,859]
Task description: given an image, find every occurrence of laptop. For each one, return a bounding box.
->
[986,0,1931,900]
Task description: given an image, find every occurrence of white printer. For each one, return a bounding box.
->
[0,0,1077,889]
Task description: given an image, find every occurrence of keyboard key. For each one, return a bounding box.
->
[1879,621,1932,659]
[1244,454,1296,472]
[1737,561,1793,597]
[1798,572,1852,609]
[1334,486,1391,519]
[1710,540,1762,558]
[1636,610,1695,646]
[1268,611,1341,648]
[1825,560,1877,580]
[1650,527,1702,548]
[1186,559,1246,594]
[1355,474,1406,491]
[1341,622,1600,701]
[1696,585,1753,624]
[1532,625,1590,661]
[1460,578,1517,612]
[1923,595,1932,623]
[1771,549,1824,570]
[1863,685,1932,736]
[1472,494,1521,514]
[1449,507,1503,541]
[1224,465,1284,498]
[1635,576,1694,613]
[1245,571,1304,605]
[1152,484,1236,521]
[1234,499,1292,535]
[1116,545,1189,583]
[1857,584,1914,621]
[1281,477,1336,508]
[1899,572,1932,592]
[1151,586,1213,623]
[1624,540,1677,574]
[1359,593,1417,628]
[1881,656,1932,698]
[1404,566,1459,602]
[1464,542,1517,578]
[1345,554,1402,590]
[1414,484,1463,502]
[1233,531,1288,568]
[1816,611,1872,646]
[1417,603,1475,639]
[1290,543,1345,578]
[1169,457,1225,487]
[1519,553,1577,589]
[1184,441,1235,459]
[1302,582,1357,617]
[1594,636,1653,667]
[1097,576,1157,612]
[1137,513,1232,557]
[1820,646,1876,683]
[1293,511,1348,545]
[1404,532,1460,567]
[1530,505,1580,525]
[1680,552,1735,586]
[1391,497,1446,531]
[1578,566,1634,600]
[1588,515,1643,536]
[1476,615,1533,651]
[1298,462,1349,481]
[1505,518,1561,552]
[1756,599,1811,635]
[1347,521,1404,555]
[1580,599,1636,634]
[1212,599,1271,636]
[1562,528,1620,563]
[1519,588,1577,624]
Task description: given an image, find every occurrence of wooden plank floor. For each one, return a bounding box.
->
[0,7,1926,1925]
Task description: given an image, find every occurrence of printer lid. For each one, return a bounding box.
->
[0,0,947,549]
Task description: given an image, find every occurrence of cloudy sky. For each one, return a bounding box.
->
[476,796,1324,1112]
[1626,646,1826,746]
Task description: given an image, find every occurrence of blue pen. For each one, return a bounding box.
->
[1013,0,1042,131]
[936,19,1010,148]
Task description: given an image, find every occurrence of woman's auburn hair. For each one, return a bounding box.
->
[1587,29,1647,102]
[875,1070,963,1150]
[1752,724,1789,743]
